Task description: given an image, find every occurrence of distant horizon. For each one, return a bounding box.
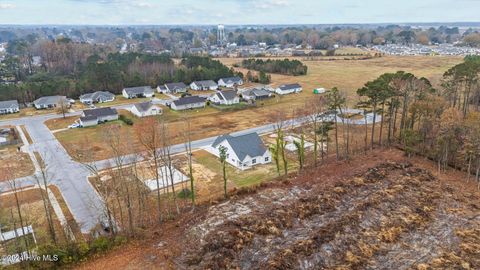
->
[0,0,479,25]
[0,21,479,28]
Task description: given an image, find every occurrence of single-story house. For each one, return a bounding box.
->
[209,90,240,105]
[0,100,19,114]
[79,91,115,104]
[275,83,302,95]
[130,102,162,117]
[190,80,218,91]
[218,76,244,88]
[122,86,155,99]
[170,96,206,111]
[79,107,118,127]
[33,96,70,110]
[241,88,273,101]
[165,82,188,93]
[208,132,272,170]
[157,85,168,93]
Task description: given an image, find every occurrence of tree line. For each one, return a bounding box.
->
[240,58,308,76]
[0,49,240,103]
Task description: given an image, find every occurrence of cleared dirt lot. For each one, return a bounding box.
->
[75,148,480,270]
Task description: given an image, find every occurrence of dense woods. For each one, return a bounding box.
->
[241,58,308,76]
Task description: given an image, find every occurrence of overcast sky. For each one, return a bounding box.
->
[0,0,479,25]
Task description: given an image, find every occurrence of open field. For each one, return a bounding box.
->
[220,55,462,99]
[53,56,462,162]
[75,148,480,270]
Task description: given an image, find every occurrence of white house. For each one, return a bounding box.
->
[209,90,240,105]
[122,86,155,99]
[218,76,243,88]
[79,91,115,104]
[241,88,272,101]
[170,96,206,111]
[190,80,218,91]
[79,107,118,127]
[275,83,302,95]
[165,82,188,93]
[208,132,272,170]
[130,102,162,117]
[33,96,70,110]
[0,100,19,114]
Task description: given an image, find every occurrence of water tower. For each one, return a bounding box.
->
[217,24,226,46]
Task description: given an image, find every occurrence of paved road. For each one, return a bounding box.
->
[0,113,105,233]
[0,105,381,234]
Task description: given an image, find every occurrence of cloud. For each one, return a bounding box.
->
[0,3,15,9]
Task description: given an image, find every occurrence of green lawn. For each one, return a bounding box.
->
[193,149,297,188]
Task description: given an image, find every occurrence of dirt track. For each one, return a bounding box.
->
[75,148,480,270]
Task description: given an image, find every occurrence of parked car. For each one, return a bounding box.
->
[68,123,80,129]
[89,104,96,109]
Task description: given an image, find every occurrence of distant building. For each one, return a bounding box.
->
[165,82,188,94]
[129,102,162,117]
[0,100,19,114]
[218,76,243,88]
[122,86,155,99]
[241,88,272,101]
[170,96,206,111]
[275,83,303,95]
[33,96,69,110]
[190,80,218,91]
[79,91,115,104]
[79,107,118,127]
[208,132,271,170]
[210,90,239,105]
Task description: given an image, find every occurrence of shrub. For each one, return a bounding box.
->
[119,115,133,125]
[178,188,192,199]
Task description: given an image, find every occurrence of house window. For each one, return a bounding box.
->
[252,159,256,164]
[265,157,269,162]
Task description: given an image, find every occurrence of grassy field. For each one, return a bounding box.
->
[53,56,462,162]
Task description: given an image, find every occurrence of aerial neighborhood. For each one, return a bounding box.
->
[1,17,479,269]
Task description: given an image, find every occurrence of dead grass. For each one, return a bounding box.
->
[0,188,70,255]
[44,116,79,130]
[20,125,33,144]
[0,145,35,180]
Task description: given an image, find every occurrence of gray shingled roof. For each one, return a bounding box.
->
[172,96,206,106]
[219,76,242,84]
[279,83,302,90]
[244,88,270,97]
[165,82,187,91]
[0,100,19,109]
[80,91,115,102]
[123,86,154,95]
[133,102,153,112]
[217,90,237,101]
[83,107,117,118]
[33,96,67,106]
[212,132,267,161]
[193,80,217,88]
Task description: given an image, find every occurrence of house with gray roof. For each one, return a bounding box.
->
[209,90,240,105]
[79,107,118,127]
[190,80,218,91]
[165,82,188,93]
[122,86,155,99]
[208,132,272,170]
[218,76,244,88]
[79,91,115,104]
[275,83,302,95]
[129,102,162,117]
[0,100,19,114]
[241,88,273,101]
[33,96,69,110]
[170,96,206,111]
